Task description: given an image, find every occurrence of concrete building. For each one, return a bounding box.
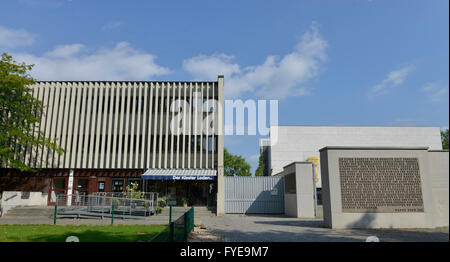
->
[260,126,443,189]
[0,77,225,214]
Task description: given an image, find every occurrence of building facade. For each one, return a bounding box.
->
[0,76,225,213]
[261,125,443,188]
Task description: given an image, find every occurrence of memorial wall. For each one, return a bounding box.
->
[339,157,424,213]
[320,147,449,229]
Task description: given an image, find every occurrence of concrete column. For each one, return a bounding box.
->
[295,163,316,218]
[217,75,225,216]
[283,162,316,218]
[67,169,74,206]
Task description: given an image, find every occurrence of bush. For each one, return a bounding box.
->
[112,198,120,209]
[126,183,143,199]
[158,198,166,207]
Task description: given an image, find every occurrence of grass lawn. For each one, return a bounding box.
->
[0,225,168,242]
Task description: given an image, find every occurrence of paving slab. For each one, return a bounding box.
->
[195,214,449,242]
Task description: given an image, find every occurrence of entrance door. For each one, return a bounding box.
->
[167,186,177,206]
[189,181,208,206]
[48,177,67,205]
[74,178,89,204]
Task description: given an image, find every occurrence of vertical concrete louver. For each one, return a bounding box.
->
[15,79,222,171]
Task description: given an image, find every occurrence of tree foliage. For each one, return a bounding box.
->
[224,148,252,176]
[441,129,449,150]
[0,53,64,171]
[254,152,265,176]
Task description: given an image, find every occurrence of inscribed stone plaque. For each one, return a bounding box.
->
[338,157,424,213]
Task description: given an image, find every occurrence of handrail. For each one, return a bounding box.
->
[91,192,157,201]
[54,193,156,219]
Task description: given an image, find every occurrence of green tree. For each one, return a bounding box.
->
[126,182,143,199]
[224,148,252,176]
[441,129,449,150]
[0,53,64,171]
[254,152,265,176]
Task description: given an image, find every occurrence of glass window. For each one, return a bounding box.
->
[77,179,88,190]
[98,181,105,192]
[52,179,65,190]
[127,179,141,191]
[112,179,125,192]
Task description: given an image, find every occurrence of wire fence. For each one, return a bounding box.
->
[53,194,194,242]
[151,206,195,242]
[55,194,155,219]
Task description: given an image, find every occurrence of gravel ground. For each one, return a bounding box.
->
[189,226,223,242]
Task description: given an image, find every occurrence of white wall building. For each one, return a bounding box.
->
[260,126,443,189]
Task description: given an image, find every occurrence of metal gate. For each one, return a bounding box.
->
[224,176,284,214]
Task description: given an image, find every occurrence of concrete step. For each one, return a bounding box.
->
[151,215,213,225]
[160,206,216,213]
[3,206,54,218]
[159,212,216,216]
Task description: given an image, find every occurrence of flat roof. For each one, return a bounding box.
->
[283,161,313,169]
[270,125,441,128]
[319,146,430,152]
[34,80,219,84]
[33,76,223,84]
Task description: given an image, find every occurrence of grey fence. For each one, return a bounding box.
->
[55,194,155,219]
[224,176,284,214]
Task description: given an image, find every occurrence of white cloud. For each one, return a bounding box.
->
[370,65,414,97]
[183,22,327,99]
[12,42,170,80]
[422,82,449,103]
[183,54,241,81]
[44,44,84,58]
[0,25,35,48]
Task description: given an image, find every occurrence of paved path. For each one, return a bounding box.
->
[195,214,449,242]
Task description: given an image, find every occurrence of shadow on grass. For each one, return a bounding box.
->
[151,225,187,242]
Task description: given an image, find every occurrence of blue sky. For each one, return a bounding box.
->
[1,0,448,173]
